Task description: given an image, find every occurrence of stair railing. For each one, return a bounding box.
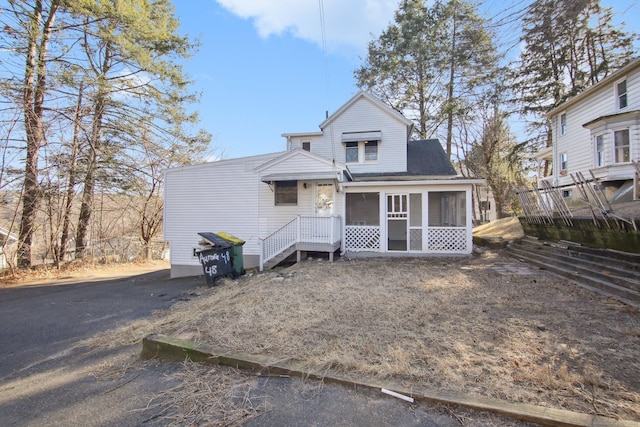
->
[259,217,299,271]
[259,216,342,270]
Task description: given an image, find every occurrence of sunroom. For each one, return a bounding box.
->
[341,181,477,255]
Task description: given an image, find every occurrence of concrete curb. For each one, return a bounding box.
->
[141,334,639,427]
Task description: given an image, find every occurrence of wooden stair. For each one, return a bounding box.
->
[508,237,640,307]
[262,245,297,270]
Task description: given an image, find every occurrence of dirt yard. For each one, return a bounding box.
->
[95,249,640,423]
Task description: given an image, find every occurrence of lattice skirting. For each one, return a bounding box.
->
[345,226,381,252]
[345,226,468,253]
[427,227,468,252]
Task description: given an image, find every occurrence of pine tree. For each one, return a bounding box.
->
[355,0,499,159]
[512,0,636,152]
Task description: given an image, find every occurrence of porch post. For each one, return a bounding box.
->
[466,187,473,253]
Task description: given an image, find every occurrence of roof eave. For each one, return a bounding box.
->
[547,57,640,118]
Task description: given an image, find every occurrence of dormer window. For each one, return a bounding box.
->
[342,131,382,164]
[364,140,378,161]
[345,142,359,162]
[302,141,311,151]
[617,79,627,109]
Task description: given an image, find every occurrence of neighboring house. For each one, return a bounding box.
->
[164,91,482,278]
[536,57,640,203]
[473,184,498,223]
[0,227,18,270]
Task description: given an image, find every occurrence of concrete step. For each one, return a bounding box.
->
[508,243,640,307]
[518,237,640,274]
[512,241,640,292]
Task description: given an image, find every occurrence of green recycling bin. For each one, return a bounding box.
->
[217,232,245,277]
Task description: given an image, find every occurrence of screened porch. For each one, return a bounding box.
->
[344,190,470,254]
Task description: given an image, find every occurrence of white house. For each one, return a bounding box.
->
[0,227,18,270]
[164,91,482,278]
[536,57,640,202]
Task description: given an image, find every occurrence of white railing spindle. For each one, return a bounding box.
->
[260,216,342,270]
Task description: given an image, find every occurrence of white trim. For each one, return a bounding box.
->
[281,131,323,138]
[261,171,341,182]
[341,179,483,188]
[612,127,631,164]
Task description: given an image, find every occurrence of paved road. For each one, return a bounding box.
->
[0,269,537,426]
[0,269,205,426]
[0,269,203,380]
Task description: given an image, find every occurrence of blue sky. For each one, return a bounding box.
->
[173,0,640,160]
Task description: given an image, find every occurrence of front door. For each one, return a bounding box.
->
[387,194,407,251]
[315,182,334,216]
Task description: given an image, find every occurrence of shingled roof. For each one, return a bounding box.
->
[351,139,457,180]
[407,139,457,176]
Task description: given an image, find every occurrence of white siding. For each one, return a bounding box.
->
[287,135,323,152]
[550,63,640,187]
[312,97,408,174]
[256,155,344,236]
[163,153,279,269]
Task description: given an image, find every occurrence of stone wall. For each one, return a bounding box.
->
[519,217,640,254]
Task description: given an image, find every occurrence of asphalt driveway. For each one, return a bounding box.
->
[0,268,203,380]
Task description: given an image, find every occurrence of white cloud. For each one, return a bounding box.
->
[214,0,397,53]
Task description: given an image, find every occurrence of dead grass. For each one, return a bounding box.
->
[89,250,640,422]
[143,362,264,427]
[473,217,524,240]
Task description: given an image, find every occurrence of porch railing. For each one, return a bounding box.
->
[260,216,341,270]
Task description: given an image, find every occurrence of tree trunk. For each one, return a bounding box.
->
[445,10,457,160]
[59,82,84,265]
[17,0,58,268]
[74,97,104,259]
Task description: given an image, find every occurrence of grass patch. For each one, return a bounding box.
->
[89,250,640,422]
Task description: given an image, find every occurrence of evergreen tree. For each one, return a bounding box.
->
[355,0,499,159]
[0,0,211,267]
[512,0,636,153]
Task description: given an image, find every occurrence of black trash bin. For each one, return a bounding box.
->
[196,232,233,286]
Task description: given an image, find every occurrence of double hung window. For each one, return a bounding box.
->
[617,79,627,109]
[614,129,630,163]
[595,134,604,167]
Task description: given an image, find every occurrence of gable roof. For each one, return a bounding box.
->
[319,90,413,130]
[351,139,458,180]
[254,148,339,172]
[547,57,640,117]
[254,148,353,182]
[163,152,280,175]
